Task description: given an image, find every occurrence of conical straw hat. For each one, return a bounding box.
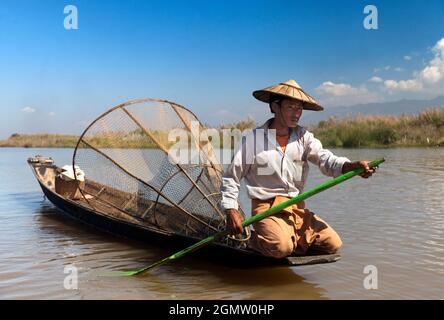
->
[252,79,323,111]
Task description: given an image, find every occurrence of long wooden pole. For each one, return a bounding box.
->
[112,158,385,276]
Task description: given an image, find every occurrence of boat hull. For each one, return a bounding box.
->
[29,156,341,267]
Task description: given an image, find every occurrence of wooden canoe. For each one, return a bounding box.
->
[28,155,341,267]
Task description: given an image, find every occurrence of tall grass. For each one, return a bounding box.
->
[211,117,257,132]
[0,134,79,148]
[2,109,443,148]
[0,131,170,148]
[310,108,444,148]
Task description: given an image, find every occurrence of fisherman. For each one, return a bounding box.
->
[221,80,377,258]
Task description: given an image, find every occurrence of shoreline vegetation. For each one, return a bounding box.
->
[1,108,443,148]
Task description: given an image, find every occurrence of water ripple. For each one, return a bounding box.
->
[0,148,443,299]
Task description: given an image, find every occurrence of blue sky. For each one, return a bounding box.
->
[1,0,444,138]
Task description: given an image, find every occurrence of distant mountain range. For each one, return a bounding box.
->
[301,95,444,125]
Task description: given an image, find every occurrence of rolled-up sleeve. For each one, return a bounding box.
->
[305,131,351,177]
[220,136,250,211]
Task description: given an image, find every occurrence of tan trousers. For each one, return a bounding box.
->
[249,196,342,258]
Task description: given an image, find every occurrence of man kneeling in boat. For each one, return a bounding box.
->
[221,79,377,258]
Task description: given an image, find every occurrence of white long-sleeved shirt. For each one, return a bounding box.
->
[220,118,351,211]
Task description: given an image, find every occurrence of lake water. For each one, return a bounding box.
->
[0,147,443,299]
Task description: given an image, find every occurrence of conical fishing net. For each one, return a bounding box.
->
[73,99,247,245]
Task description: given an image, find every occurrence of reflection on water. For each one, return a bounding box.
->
[36,204,326,299]
[0,147,443,299]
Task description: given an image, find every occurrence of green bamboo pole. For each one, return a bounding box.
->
[112,158,385,276]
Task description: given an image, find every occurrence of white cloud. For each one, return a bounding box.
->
[421,65,441,83]
[21,107,36,113]
[383,79,423,91]
[316,81,379,106]
[374,65,404,73]
[374,65,391,73]
[316,82,360,96]
[49,112,56,116]
[369,76,383,83]
[384,37,444,92]
[315,38,444,106]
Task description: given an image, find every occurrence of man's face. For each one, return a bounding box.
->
[273,99,303,128]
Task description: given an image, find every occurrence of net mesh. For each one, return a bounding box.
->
[73,99,246,244]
